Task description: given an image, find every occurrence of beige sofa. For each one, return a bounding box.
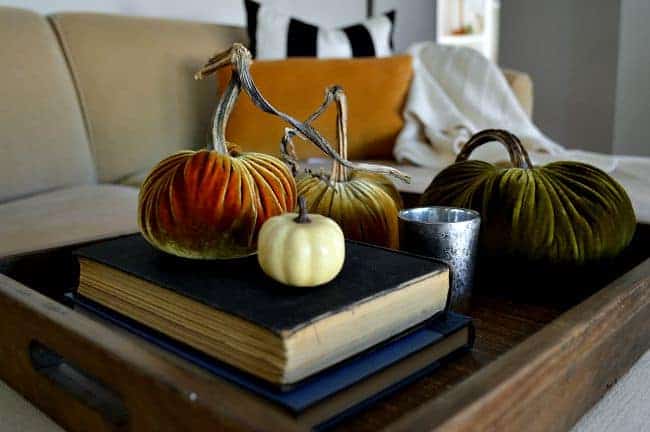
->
[1,8,245,259]
[0,6,534,261]
[0,6,536,431]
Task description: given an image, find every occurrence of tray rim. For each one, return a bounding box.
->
[0,255,648,431]
[391,256,650,431]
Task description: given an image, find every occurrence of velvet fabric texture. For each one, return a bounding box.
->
[216,55,413,160]
[421,130,636,265]
[297,170,403,249]
[139,149,296,259]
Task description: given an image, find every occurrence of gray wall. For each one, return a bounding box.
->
[613,0,650,157]
[500,0,621,154]
[375,0,435,52]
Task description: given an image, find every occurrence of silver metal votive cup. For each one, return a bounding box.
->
[399,206,481,311]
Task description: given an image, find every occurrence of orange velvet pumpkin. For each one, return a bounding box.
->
[139,148,296,259]
[138,44,297,259]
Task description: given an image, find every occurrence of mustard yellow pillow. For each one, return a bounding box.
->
[216,55,413,160]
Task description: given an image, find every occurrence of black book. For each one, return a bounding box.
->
[75,234,449,385]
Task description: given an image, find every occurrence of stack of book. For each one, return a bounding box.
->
[73,235,473,430]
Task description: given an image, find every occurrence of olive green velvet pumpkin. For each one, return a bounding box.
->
[420,129,636,265]
[281,86,409,249]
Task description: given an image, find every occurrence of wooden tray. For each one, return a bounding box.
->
[0,224,648,432]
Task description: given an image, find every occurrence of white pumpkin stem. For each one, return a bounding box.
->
[294,196,311,224]
[195,44,411,183]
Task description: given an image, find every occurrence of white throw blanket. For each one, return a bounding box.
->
[394,42,650,223]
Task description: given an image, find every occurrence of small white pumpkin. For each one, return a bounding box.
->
[258,196,345,287]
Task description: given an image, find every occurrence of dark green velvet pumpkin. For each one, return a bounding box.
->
[420,129,636,265]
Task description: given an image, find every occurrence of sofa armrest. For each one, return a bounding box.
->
[502,68,534,119]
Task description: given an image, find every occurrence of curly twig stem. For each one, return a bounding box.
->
[281,128,300,177]
[195,43,411,183]
[456,129,533,169]
[331,87,349,183]
[210,72,240,153]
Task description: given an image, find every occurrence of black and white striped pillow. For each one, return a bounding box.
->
[245,0,395,59]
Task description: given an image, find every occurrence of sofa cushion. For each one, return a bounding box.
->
[216,55,413,160]
[0,185,138,259]
[0,7,95,203]
[50,13,246,183]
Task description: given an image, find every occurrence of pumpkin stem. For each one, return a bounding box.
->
[279,86,341,176]
[209,71,240,154]
[198,46,242,154]
[195,44,411,183]
[281,128,300,177]
[294,196,311,224]
[282,85,410,184]
[456,129,533,169]
[331,86,349,182]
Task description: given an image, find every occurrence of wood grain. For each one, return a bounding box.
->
[337,225,650,431]
[386,258,650,432]
[0,225,647,432]
[0,274,304,432]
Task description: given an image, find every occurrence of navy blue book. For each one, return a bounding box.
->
[71,294,473,430]
[74,234,451,386]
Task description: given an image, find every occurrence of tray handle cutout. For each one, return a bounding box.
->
[29,340,129,427]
